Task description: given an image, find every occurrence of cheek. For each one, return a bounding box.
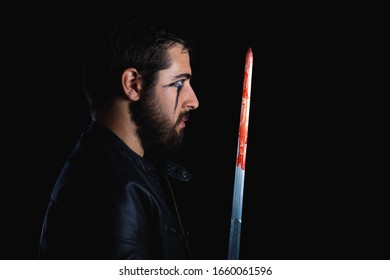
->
[160,92,180,113]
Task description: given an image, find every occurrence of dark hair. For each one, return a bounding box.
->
[82,11,192,111]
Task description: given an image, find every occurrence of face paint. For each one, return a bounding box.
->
[164,73,191,112]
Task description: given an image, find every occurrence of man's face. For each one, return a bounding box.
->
[131,44,199,157]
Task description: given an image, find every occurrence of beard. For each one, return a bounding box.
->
[130,87,188,159]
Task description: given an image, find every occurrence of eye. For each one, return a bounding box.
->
[170,79,185,91]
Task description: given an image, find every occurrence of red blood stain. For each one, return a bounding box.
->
[236,48,253,170]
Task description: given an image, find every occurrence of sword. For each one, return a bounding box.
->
[228,47,253,260]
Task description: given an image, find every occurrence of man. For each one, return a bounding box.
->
[38,11,199,259]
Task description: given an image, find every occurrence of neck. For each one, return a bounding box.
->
[91,99,144,157]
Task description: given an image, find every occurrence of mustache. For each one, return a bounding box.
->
[181,111,190,121]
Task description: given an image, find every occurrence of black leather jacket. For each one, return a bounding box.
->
[39,121,192,259]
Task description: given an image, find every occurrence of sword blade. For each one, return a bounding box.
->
[228,47,253,260]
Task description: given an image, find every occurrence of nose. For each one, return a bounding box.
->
[184,85,199,110]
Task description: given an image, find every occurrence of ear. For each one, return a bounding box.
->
[122,68,142,101]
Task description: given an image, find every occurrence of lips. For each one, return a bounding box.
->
[178,115,188,129]
[177,111,189,129]
[180,118,186,128]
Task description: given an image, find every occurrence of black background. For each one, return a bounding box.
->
[2,2,388,260]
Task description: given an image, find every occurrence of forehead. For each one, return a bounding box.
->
[163,45,192,76]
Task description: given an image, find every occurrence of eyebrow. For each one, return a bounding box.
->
[171,73,192,80]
